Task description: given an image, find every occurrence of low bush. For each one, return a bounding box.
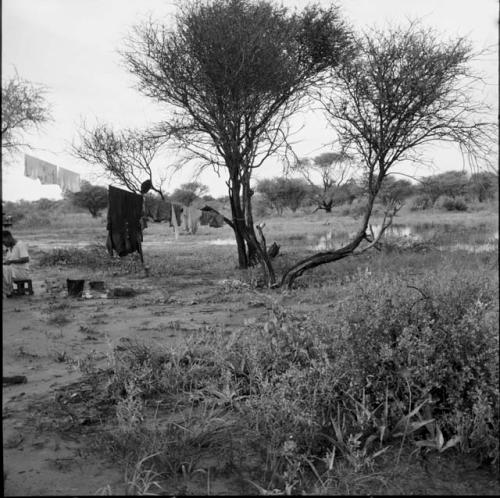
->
[38,244,143,274]
[344,202,381,219]
[98,265,498,492]
[410,195,432,210]
[439,196,468,211]
[16,212,52,228]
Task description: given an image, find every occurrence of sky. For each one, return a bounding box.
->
[1,0,498,202]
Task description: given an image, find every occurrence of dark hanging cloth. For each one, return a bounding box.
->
[106,185,144,262]
[143,197,183,226]
[199,209,225,228]
[172,204,183,226]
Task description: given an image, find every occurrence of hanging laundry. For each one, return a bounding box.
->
[143,197,184,226]
[106,185,144,261]
[199,208,225,228]
[171,203,179,240]
[182,206,200,234]
[144,197,171,223]
[57,166,81,192]
[172,204,183,226]
[24,154,58,185]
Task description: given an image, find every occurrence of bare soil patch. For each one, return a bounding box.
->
[3,227,278,495]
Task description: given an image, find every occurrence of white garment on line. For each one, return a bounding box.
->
[57,166,81,192]
[24,154,58,184]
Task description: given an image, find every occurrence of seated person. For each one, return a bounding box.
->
[3,230,30,297]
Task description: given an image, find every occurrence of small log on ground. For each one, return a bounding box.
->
[3,376,27,386]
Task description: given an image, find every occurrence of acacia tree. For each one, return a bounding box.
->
[1,72,51,157]
[170,182,208,206]
[257,177,310,214]
[294,151,354,212]
[121,0,352,285]
[468,171,498,202]
[281,22,496,287]
[66,180,108,217]
[419,170,469,203]
[378,176,415,206]
[72,123,168,198]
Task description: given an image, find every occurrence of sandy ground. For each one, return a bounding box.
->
[2,230,276,495]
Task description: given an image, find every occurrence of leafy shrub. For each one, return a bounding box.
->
[38,244,143,273]
[4,199,81,227]
[439,196,468,211]
[94,262,498,493]
[410,195,432,210]
[17,212,52,228]
[345,201,380,219]
[252,194,272,217]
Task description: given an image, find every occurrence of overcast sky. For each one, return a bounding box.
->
[2,0,498,201]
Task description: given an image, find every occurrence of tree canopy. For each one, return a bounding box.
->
[1,72,51,158]
[66,181,108,218]
[256,177,311,214]
[121,0,353,283]
[72,124,168,198]
[294,151,355,212]
[170,182,209,206]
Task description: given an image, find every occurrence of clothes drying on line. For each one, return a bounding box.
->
[57,166,81,192]
[24,154,81,191]
[24,154,58,185]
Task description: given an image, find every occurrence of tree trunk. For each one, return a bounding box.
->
[228,177,249,268]
[281,192,377,288]
[225,169,276,286]
[242,176,276,286]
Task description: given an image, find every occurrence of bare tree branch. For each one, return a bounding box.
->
[1,70,52,159]
[71,122,169,198]
[281,21,497,288]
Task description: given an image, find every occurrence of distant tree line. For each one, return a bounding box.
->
[3,168,496,223]
[254,170,498,215]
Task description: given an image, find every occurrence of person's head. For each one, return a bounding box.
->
[2,230,15,248]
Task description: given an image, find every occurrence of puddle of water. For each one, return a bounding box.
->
[313,224,498,252]
[207,239,236,245]
[313,231,355,251]
[438,243,498,253]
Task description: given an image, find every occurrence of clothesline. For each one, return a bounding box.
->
[24,154,81,192]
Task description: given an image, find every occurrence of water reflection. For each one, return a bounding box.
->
[206,238,236,245]
[314,223,498,252]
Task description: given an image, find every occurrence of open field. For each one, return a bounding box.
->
[3,202,499,495]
